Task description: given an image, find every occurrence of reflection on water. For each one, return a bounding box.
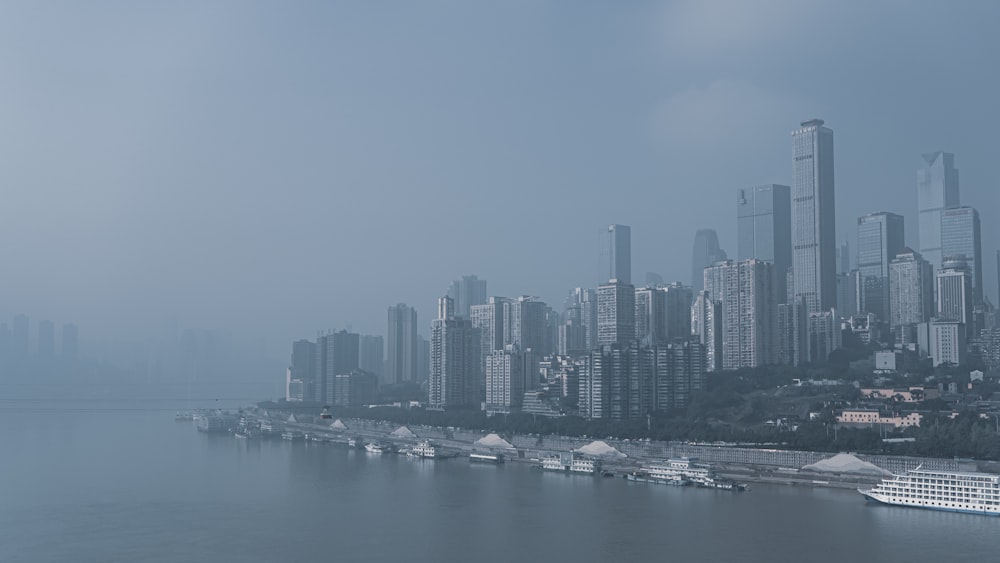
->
[0,408,996,563]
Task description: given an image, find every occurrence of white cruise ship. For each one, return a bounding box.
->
[860,467,1000,516]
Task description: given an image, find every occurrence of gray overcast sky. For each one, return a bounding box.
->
[1,1,998,357]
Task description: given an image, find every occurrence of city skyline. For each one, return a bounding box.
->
[1,3,999,364]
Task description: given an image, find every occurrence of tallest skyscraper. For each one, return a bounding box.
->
[791,119,837,314]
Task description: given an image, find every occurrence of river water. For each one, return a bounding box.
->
[1,395,995,562]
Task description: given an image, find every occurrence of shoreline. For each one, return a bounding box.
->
[235,408,914,490]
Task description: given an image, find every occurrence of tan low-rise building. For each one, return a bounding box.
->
[837,409,922,428]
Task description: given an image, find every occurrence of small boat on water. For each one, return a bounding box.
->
[469,452,504,464]
[365,442,392,454]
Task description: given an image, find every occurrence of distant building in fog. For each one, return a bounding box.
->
[12,314,29,359]
[600,224,631,285]
[737,184,791,303]
[61,323,78,363]
[37,320,55,358]
[916,151,960,271]
[386,304,418,384]
[446,275,487,319]
[691,229,727,292]
[856,211,905,323]
[315,330,359,404]
[358,335,384,379]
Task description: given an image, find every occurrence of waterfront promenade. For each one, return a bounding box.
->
[267,410,985,488]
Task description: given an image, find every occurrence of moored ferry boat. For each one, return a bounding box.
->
[409,440,440,459]
[859,466,1000,515]
[627,457,747,490]
[469,452,504,464]
[570,458,602,474]
[540,454,601,474]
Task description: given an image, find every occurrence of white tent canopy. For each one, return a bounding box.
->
[329,419,348,430]
[573,440,626,458]
[475,433,514,449]
[801,453,891,477]
[286,414,298,423]
[390,425,417,439]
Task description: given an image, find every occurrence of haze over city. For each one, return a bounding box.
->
[1,1,998,365]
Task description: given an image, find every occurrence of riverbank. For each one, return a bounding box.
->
[248,407,955,490]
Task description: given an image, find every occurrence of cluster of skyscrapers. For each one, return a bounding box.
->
[424,229,706,421]
[0,314,78,376]
[287,118,999,416]
[695,121,996,372]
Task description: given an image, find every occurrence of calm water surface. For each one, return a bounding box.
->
[1,398,996,562]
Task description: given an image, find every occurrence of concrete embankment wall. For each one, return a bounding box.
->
[306,416,964,475]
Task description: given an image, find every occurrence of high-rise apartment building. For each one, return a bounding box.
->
[917,151,960,270]
[314,330,360,403]
[429,296,479,409]
[856,212,905,323]
[565,288,598,350]
[737,184,792,302]
[837,240,851,274]
[503,296,547,354]
[691,290,723,371]
[386,304,418,384]
[485,345,525,415]
[417,335,430,381]
[600,224,632,285]
[791,119,837,315]
[936,257,973,327]
[889,248,934,344]
[691,229,727,292]
[358,335,384,379]
[635,286,667,346]
[662,282,693,341]
[287,339,316,401]
[928,320,966,367]
[446,275,487,319]
[836,270,860,317]
[704,259,776,369]
[776,299,806,366]
[807,309,841,363]
[577,342,705,421]
[597,280,636,346]
[940,206,983,305]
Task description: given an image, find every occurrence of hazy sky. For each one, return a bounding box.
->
[1,1,998,358]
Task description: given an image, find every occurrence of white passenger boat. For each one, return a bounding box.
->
[365,442,386,454]
[860,466,1000,515]
[409,440,440,459]
[469,452,504,464]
